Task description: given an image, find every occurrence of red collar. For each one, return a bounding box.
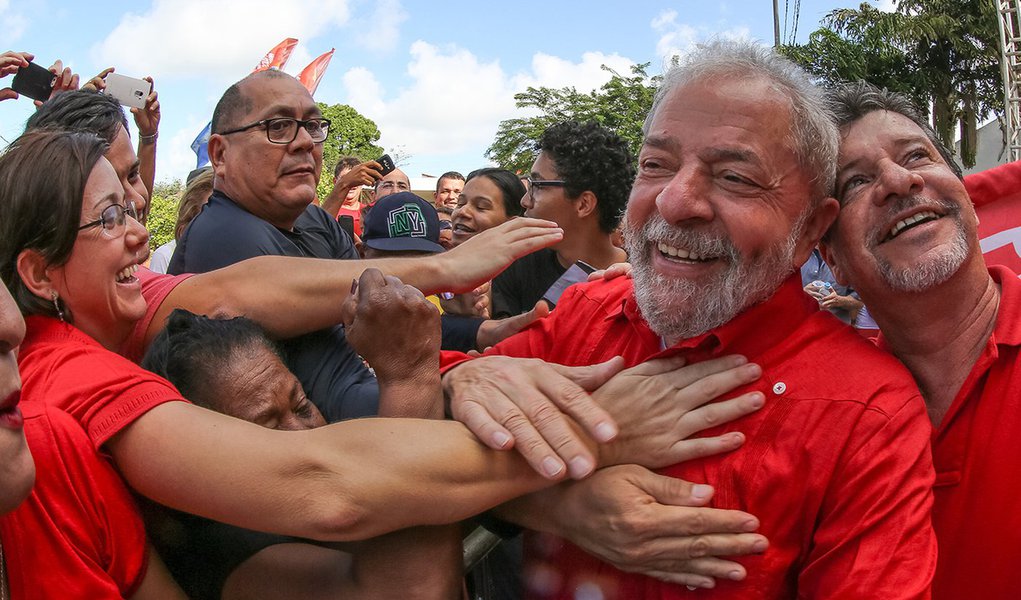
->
[613,273,818,359]
[989,265,1021,347]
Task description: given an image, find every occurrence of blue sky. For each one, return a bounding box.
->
[0,0,893,184]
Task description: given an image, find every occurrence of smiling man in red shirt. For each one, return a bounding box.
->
[821,81,1021,600]
[442,41,937,599]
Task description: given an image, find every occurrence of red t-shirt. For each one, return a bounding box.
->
[19,316,186,449]
[0,403,148,598]
[889,265,1021,599]
[119,266,192,363]
[337,205,363,238]
[445,275,936,599]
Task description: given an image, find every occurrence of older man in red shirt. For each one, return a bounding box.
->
[820,81,1021,600]
[442,41,937,599]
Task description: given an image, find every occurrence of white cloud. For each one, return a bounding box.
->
[875,0,897,12]
[90,0,353,80]
[0,0,27,44]
[651,9,753,68]
[352,0,408,53]
[344,41,636,169]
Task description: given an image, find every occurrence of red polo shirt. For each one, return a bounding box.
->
[20,316,186,449]
[451,275,936,599]
[896,265,1021,599]
[0,403,149,598]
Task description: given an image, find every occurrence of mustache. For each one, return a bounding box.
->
[625,215,740,262]
[866,195,961,246]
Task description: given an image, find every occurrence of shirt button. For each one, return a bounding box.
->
[772,382,786,395]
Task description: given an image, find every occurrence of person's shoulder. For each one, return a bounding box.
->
[556,276,632,315]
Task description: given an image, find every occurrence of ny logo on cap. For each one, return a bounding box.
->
[387,203,427,238]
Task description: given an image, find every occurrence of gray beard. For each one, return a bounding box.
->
[867,196,969,292]
[624,213,805,343]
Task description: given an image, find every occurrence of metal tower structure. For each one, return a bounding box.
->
[998,0,1021,161]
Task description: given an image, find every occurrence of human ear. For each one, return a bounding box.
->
[793,197,839,267]
[15,248,55,301]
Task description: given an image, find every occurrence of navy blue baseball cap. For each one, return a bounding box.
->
[361,191,445,253]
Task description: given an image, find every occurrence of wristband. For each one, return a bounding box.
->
[138,132,158,145]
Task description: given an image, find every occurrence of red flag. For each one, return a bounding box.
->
[254,38,299,73]
[298,48,335,96]
[964,161,1021,272]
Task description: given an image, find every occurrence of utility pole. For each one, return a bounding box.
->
[773,0,781,47]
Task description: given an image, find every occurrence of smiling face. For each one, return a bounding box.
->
[451,175,512,245]
[0,280,32,516]
[106,125,150,225]
[823,110,978,296]
[624,75,835,342]
[211,74,324,230]
[434,176,464,210]
[47,158,149,350]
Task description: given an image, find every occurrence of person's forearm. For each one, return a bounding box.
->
[491,484,566,534]
[109,402,591,542]
[377,370,443,419]
[137,139,156,200]
[145,255,450,349]
[320,186,349,219]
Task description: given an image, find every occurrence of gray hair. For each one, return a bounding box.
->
[645,40,838,203]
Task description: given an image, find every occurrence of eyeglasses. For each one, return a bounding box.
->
[526,177,567,202]
[219,117,331,144]
[78,202,140,238]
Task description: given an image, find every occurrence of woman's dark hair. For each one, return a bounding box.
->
[26,89,129,144]
[142,309,283,411]
[465,167,526,217]
[0,130,109,321]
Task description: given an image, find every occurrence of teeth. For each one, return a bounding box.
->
[657,242,706,261]
[888,211,938,239]
[116,264,138,282]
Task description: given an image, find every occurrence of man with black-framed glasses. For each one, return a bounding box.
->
[491,120,631,319]
[168,69,382,422]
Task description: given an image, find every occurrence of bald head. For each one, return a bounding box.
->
[212,70,302,134]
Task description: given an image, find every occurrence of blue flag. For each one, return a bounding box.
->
[190,121,212,168]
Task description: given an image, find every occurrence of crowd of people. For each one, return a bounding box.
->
[0,37,1018,600]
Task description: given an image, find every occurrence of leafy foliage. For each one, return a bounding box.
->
[779,0,1001,167]
[147,179,183,251]
[317,102,385,200]
[486,64,660,173]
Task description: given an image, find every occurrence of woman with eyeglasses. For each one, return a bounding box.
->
[0,134,185,596]
[0,129,655,598]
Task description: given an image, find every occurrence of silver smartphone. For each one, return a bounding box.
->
[103,73,151,109]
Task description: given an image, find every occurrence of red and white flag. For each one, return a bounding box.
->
[254,38,299,73]
[298,48,335,96]
[964,161,1021,273]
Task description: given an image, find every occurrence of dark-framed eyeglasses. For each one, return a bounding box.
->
[77,202,140,238]
[219,117,331,144]
[526,177,567,202]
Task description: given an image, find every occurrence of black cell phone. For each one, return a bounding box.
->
[11,62,55,102]
[338,214,355,239]
[376,154,395,176]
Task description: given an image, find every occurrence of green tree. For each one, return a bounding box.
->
[486,64,660,173]
[147,179,183,251]
[316,102,385,200]
[780,0,1001,167]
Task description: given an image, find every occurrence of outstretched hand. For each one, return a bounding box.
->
[0,51,32,101]
[543,465,768,589]
[131,76,160,137]
[440,217,563,293]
